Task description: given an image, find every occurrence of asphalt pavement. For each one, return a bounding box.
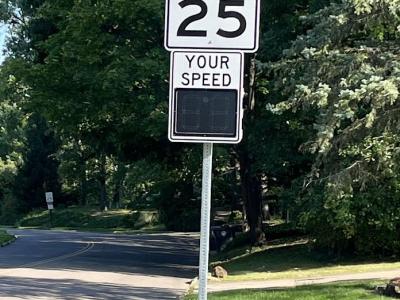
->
[0,229,199,300]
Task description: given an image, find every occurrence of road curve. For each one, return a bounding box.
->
[0,229,199,300]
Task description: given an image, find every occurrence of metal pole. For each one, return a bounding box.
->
[198,143,213,300]
[49,209,53,228]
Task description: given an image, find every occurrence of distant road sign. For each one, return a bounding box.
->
[169,51,243,143]
[165,0,260,52]
[45,192,53,203]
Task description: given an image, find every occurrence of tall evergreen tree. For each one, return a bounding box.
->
[266,0,400,254]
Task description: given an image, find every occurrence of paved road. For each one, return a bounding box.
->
[0,229,199,300]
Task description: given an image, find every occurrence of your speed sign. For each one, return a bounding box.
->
[165,0,260,52]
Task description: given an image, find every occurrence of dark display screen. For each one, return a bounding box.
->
[174,89,238,137]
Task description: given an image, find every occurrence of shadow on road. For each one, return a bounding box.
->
[0,230,199,299]
[0,276,179,300]
[34,233,199,279]
[1,231,199,279]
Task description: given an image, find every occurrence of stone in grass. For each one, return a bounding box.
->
[212,266,228,279]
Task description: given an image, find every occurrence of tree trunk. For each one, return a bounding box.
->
[238,149,265,245]
[112,161,126,209]
[238,53,266,245]
[79,157,88,206]
[79,176,87,206]
[112,185,122,209]
[98,154,107,211]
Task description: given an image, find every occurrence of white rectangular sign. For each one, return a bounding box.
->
[165,0,260,52]
[169,51,244,143]
[45,192,54,204]
[47,203,54,210]
[172,52,242,89]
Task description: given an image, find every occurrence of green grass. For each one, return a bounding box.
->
[185,280,389,299]
[0,229,14,245]
[213,238,400,281]
[17,207,161,231]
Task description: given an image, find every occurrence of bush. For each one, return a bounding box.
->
[160,204,200,232]
[222,232,251,252]
[157,180,201,232]
[297,182,400,256]
[266,222,305,240]
[0,192,22,225]
[18,207,160,230]
[0,230,14,245]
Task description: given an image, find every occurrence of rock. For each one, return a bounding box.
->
[390,278,400,285]
[212,266,228,279]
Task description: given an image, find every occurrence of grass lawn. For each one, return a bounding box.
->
[0,229,14,245]
[213,238,400,281]
[17,207,162,232]
[186,281,389,299]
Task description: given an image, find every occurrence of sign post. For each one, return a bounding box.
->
[198,143,213,299]
[164,0,260,298]
[45,192,54,227]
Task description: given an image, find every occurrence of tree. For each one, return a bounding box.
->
[236,0,323,244]
[2,0,171,210]
[0,98,26,223]
[14,113,61,212]
[266,0,400,254]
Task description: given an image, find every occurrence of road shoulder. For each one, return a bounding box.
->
[205,269,400,293]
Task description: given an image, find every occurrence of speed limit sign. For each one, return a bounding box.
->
[164,0,260,52]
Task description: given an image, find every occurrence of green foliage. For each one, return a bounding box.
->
[1,0,318,234]
[0,229,14,245]
[123,158,170,209]
[14,113,62,212]
[155,150,202,232]
[18,207,159,230]
[1,0,174,214]
[266,0,400,255]
[17,0,168,147]
[2,0,399,259]
[266,222,305,240]
[217,232,251,255]
[0,192,21,225]
[0,88,27,224]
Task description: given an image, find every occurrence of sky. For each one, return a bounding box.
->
[0,25,6,64]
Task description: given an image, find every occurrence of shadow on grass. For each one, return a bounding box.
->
[221,243,400,276]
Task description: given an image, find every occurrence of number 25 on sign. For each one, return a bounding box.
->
[165,0,260,52]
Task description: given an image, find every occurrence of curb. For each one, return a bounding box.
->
[188,277,199,293]
[183,274,219,298]
[180,277,198,299]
